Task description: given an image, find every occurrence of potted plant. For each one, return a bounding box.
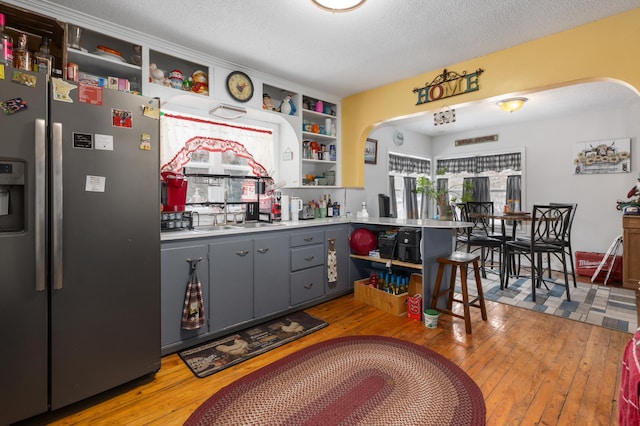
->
[415,168,473,220]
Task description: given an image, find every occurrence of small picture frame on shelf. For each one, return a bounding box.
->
[365,138,378,165]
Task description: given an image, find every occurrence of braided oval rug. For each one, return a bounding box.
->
[185,335,486,425]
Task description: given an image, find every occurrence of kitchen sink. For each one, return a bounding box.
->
[191,225,240,232]
[238,222,282,228]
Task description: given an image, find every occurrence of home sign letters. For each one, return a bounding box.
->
[413,68,484,106]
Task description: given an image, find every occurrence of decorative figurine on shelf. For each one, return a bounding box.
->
[263,93,276,111]
[149,63,166,85]
[279,94,296,115]
[169,69,184,90]
[191,70,209,95]
[182,76,193,92]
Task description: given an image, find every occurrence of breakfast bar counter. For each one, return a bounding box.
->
[160,216,467,354]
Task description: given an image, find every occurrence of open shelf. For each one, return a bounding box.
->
[350,254,423,270]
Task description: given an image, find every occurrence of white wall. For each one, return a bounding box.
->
[363,126,432,216]
[431,102,640,254]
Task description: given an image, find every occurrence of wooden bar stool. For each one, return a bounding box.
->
[431,251,487,334]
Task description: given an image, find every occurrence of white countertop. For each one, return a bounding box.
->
[161,216,469,242]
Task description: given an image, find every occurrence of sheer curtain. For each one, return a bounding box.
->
[506,175,522,205]
[404,177,418,219]
[468,176,490,202]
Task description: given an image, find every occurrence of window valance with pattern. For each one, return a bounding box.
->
[436,152,521,174]
[389,153,431,175]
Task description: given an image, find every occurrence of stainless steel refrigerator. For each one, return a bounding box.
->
[0,69,161,425]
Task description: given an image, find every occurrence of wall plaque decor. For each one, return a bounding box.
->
[413,68,484,106]
[573,138,631,174]
[455,134,498,146]
[364,138,378,165]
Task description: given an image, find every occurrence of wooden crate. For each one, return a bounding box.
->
[354,274,422,316]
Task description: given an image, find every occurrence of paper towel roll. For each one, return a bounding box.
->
[281,195,290,221]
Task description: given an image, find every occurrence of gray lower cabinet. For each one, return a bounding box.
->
[161,224,351,354]
[290,228,326,305]
[209,237,254,331]
[160,242,209,351]
[325,224,351,295]
[253,233,290,318]
[291,266,325,304]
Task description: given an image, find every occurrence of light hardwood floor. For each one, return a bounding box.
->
[20,289,631,426]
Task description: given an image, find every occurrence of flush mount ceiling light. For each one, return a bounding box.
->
[209,103,247,120]
[311,0,366,12]
[497,97,528,113]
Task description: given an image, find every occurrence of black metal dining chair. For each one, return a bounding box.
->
[516,203,578,288]
[504,204,574,301]
[451,202,468,252]
[549,202,578,287]
[457,202,504,279]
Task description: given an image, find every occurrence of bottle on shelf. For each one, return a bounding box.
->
[369,273,378,289]
[33,36,54,75]
[0,13,13,66]
[13,33,31,71]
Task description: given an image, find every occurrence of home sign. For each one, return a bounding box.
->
[413,68,484,106]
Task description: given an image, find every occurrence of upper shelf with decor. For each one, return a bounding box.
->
[0,2,65,77]
[262,83,299,117]
[148,49,209,98]
[64,25,142,90]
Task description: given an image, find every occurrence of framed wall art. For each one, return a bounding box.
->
[573,138,631,174]
[364,138,378,165]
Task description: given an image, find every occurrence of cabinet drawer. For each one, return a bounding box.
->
[291,266,325,305]
[291,230,325,247]
[291,244,325,271]
[624,215,640,230]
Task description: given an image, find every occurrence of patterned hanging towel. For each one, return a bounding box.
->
[182,258,206,330]
[327,238,338,284]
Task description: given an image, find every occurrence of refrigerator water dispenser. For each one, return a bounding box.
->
[0,161,25,232]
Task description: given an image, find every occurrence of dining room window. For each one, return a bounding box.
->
[388,152,431,219]
[436,152,522,212]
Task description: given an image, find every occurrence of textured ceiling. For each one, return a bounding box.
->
[41,0,639,98]
[31,1,640,134]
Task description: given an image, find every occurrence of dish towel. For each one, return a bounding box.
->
[619,329,640,425]
[327,238,337,284]
[182,257,206,330]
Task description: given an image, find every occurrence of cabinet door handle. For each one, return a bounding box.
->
[304,283,314,289]
[236,250,250,256]
[304,236,314,242]
[257,247,269,254]
[305,255,315,261]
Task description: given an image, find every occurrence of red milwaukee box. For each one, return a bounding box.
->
[575,251,623,282]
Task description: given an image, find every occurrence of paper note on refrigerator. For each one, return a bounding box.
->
[85,175,106,192]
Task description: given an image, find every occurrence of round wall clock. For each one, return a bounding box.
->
[226,71,254,102]
[393,130,404,146]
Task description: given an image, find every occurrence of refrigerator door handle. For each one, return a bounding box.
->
[35,119,47,291]
[52,122,64,290]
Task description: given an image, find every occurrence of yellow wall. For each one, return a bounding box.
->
[341,8,640,187]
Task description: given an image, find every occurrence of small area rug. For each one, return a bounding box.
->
[179,311,328,378]
[184,335,486,426]
[464,272,637,333]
